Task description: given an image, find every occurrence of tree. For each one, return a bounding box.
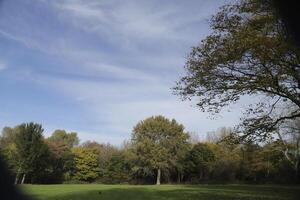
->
[207,130,242,182]
[246,143,277,182]
[45,139,75,183]
[48,129,79,148]
[103,150,132,183]
[206,127,236,144]
[0,127,18,148]
[131,115,189,185]
[185,143,215,182]
[276,118,300,179]
[174,0,300,141]
[14,123,51,184]
[72,147,100,182]
[0,126,20,174]
[0,142,18,175]
[81,141,119,180]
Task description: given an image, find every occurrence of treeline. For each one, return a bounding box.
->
[0,116,299,184]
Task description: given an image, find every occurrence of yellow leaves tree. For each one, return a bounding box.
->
[72,147,100,182]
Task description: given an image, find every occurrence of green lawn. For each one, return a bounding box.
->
[20,184,300,200]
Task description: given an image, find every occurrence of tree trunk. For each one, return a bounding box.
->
[21,174,26,184]
[295,159,299,181]
[199,170,203,180]
[14,166,22,184]
[156,168,161,185]
[277,131,299,179]
[14,174,19,185]
[177,171,181,183]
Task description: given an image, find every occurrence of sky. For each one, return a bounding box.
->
[0,0,246,145]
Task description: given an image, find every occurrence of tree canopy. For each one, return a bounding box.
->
[72,147,100,182]
[48,130,79,148]
[14,123,51,184]
[1,121,298,183]
[131,115,190,184]
[174,0,300,141]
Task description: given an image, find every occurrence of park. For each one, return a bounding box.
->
[0,0,300,199]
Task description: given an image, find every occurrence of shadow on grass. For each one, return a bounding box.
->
[40,185,300,200]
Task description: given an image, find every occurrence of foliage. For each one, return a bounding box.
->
[48,130,79,148]
[184,143,215,182]
[174,0,300,141]
[1,120,299,184]
[102,151,132,183]
[131,115,190,184]
[14,123,52,184]
[46,139,75,183]
[72,147,100,182]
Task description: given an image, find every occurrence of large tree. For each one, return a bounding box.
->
[14,123,51,184]
[131,115,189,185]
[174,0,300,141]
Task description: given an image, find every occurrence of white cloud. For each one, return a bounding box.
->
[0,60,7,71]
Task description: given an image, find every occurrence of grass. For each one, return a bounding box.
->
[20,184,300,200]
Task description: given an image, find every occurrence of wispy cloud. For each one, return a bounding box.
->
[0,0,234,145]
[0,60,6,71]
[54,0,185,39]
[51,0,217,52]
[28,72,243,144]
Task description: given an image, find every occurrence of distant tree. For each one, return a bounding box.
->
[48,129,79,148]
[0,126,20,173]
[239,142,261,181]
[103,151,132,183]
[131,115,189,185]
[45,139,75,183]
[185,143,215,181]
[188,132,201,144]
[72,147,100,182]
[206,127,236,144]
[0,142,18,174]
[82,140,103,149]
[0,127,18,148]
[81,141,119,179]
[247,143,277,182]
[97,143,119,170]
[174,0,300,141]
[207,131,242,182]
[266,141,297,183]
[14,123,51,184]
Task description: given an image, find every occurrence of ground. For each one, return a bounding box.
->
[20,184,300,200]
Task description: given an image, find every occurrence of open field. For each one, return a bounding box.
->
[20,184,300,200]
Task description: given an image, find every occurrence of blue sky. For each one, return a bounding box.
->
[0,0,245,145]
